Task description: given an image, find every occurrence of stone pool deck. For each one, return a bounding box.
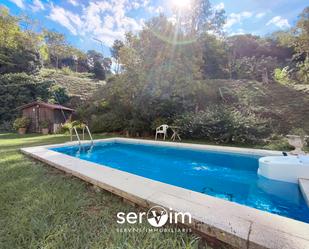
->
[21,138,309,249]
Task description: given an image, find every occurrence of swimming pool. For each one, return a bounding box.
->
[51,140,309,223]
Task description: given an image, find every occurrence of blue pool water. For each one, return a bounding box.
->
[51,141,309,223]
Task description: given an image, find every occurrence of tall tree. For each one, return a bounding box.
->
[293,7,309,83]
[174,0,226,35]
[0,7,42,74]
[111,39,124,74]
[271,7,309,84]
[87,50,108,79]
[0,7,21,49]
[201,34,229,79]
[87,50,104,67]
[92,61,106,80]
[44,31,67,69]
[293,7,309,58]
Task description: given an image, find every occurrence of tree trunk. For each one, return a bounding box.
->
[56,56,59,70]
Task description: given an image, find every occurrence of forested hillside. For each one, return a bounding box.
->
[40,69,105,102]
[0,3,308,147]
[195,79,309,133]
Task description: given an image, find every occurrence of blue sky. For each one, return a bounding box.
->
[1,0,308,56]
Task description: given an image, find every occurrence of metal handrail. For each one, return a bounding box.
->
[70,125,93,149]
[73,127,81,146]
[85,125,94,146]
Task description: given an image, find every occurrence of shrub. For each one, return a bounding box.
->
[234,56,278,81]
[0,120,13,132]
[289,128,307,137]
[49,84,70,105]
[92,61,106,80]
[0,46,41,74]
[274,67,290,85]
[90,113,127,133]
[13,117,31,130]
[61,66,74,75]
[174,106,271,144]
[151,117,169,131]
[61,121,85,132]
[264,137,293,151]
[296,58,309,84]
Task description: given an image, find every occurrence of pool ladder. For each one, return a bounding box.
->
[70,125,94,148]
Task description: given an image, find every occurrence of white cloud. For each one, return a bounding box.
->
[214,2,224,11]
[48,0,145,46]
[48,5,82,35]
[30,0,45,12]
[256,12,266,18]
[8,0,24,9]
[266,16,290,29]
[224,11,253,29]
[131,0,150,9]
[230,28,245,36]
[68,0,79,7]
[147,5,164,14]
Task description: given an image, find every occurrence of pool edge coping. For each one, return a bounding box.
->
[21,137,309,249]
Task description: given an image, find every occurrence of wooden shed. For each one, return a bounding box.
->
[17,101,74,133]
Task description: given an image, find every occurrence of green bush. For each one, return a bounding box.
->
[0,46,41,74]
[61,66,74,75]
[90,113,127,133]
[13,117,31,130]
[274,67,290,85]
[49,84,70,105]
[151,117,169,130]
[264,138,293,151]
[174,106,271,144]
[289,128,307,137]
[296,57,309,84]
[0,120,13,132]
[92,61,106,80]
[234,56,278,81]
[60,121,85,132]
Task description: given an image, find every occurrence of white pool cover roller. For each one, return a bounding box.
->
[258,156,309,183]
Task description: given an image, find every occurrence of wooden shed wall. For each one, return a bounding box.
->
[22,107,37,133]
[54,109,71,124]
[22,105,72,133]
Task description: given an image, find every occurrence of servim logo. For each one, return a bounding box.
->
[146,206,169,227]
[117,205,191,228]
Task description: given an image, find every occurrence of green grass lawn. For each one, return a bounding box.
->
[0,133,218,249]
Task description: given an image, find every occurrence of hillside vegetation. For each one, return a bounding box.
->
[33,71,309,135]
[40,69,105,102]
[202,80,309,133]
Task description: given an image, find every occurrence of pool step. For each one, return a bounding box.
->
[299,178,309,207]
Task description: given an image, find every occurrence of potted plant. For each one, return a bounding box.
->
[286,128,308,154]
[40,120,50,135]
[13,117,31,135]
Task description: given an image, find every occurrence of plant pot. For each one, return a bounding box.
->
[41,128,49,135]
[286,135,305,154]
[18,128,26,135]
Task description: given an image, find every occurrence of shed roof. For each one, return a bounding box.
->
[17,101,74,112]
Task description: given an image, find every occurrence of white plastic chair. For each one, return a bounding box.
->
[155,124,168,140]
